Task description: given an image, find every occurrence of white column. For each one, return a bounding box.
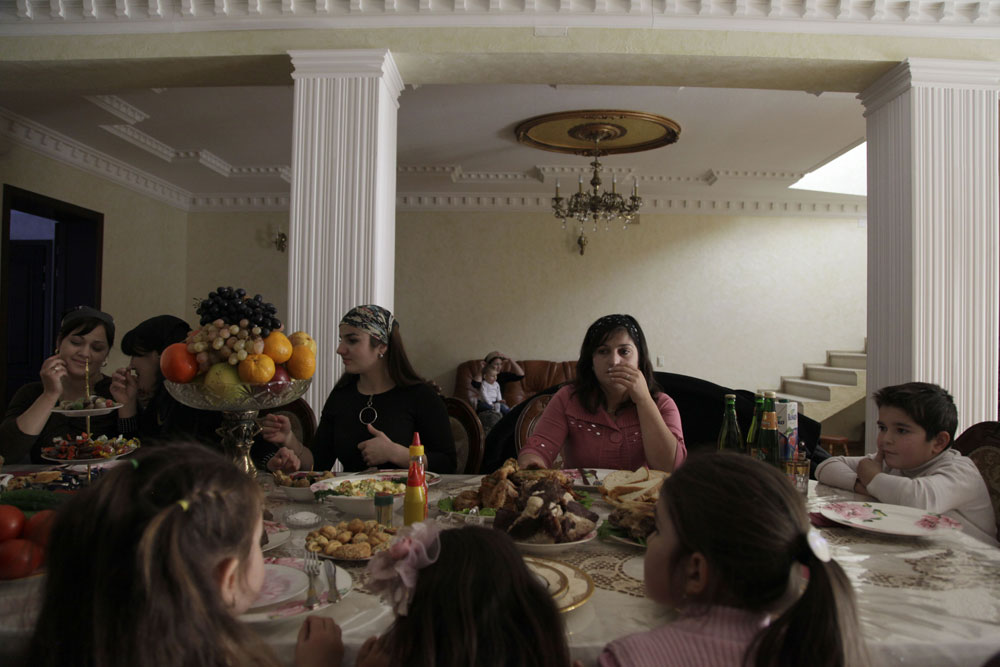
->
[287,50,403,413]
[861,58,1000,450]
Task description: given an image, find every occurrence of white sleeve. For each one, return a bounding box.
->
[815,455,865,491]
[866,458,983,514]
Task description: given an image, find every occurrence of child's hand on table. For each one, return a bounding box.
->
[295,616,343,667]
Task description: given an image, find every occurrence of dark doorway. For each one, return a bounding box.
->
[1,185,103,413]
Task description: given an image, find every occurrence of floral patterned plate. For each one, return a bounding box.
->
[819,501,963,537]
[238,556,353,623]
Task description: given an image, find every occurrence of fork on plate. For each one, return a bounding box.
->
[303,550,321,609]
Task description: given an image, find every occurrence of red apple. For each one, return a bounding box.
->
[268,365,291,394]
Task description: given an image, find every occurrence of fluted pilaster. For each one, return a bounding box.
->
[287,49,403,412]
[861,58,1000,449]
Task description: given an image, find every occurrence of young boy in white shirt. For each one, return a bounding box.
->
[816,382,998,545]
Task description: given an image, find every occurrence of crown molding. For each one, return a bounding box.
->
[2,109,193,210]
[85,94,150,124]
[1,0,997,37]
[396,191,865,217]
[188,193,291,211]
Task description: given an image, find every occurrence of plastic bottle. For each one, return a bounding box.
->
[403,433,428,525]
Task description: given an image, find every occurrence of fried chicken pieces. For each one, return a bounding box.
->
[493,477,599,544]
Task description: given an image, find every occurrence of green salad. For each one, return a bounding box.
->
[597,518,647,546]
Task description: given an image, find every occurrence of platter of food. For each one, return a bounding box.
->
[40,434,140,463]
[484,459,600,548]
[366,469,443,486]
[261,520,291,552]
[436,485,498,522]
[1,470,83,493]
[596,466,663,546]
[305,518,396,562]
[240,556,352,623]
[597,519,647,548]
[51,396,121,416]
[524,557,595,613]
[272,470,337,502]
[312,476,406,518]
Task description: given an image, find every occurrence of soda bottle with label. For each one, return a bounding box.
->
[755,391,781,468]
[745,391,764,454]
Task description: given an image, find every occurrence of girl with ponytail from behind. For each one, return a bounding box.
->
[25,442,340,667]
[600,452,869,667]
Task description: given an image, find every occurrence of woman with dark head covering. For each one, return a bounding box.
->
[262,304,457,473]
[109,314,220,448]
[517,314,686,473]
[0,306,118,463]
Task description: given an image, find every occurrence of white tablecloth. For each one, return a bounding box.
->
[3,474,1000,666]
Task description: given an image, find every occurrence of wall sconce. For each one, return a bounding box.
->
[273,232,288,252]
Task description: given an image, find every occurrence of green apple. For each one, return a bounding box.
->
[203,362,245,400]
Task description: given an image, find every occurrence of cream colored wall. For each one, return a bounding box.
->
[395,211,867,396]
[0,143,189,372]
[184,211,290,331]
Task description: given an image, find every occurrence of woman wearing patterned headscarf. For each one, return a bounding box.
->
[517,314,686,473]
[262,305,456,473]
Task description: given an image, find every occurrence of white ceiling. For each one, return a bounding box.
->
[0,82,868,207]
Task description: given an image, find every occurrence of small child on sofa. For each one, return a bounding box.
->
[477,367,510,416]
[815,382,998,545]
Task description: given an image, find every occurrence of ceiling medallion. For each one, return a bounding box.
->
[515,110,681,255]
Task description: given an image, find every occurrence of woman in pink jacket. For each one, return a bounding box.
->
[517,314,686,473]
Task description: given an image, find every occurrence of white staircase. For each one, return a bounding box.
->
[775,345,867,424]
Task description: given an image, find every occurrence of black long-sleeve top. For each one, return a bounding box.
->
[312,380,456,474]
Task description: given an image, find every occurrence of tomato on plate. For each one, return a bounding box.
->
[23,510,56,548]
[0,539,43,580]
[0,505,25,542]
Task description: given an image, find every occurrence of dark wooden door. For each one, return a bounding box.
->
[1,185,103,413]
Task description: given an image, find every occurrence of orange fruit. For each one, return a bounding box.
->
[288,331,318,358]
[160,342,199,383]
[286,345,316,380]
[263,332,293,364]
[239,354,276,384]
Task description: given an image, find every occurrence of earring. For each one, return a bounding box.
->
[378,353,384,359]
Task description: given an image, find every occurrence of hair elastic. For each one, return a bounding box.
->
[802,528,831,563]
[176,499,190,512]
[130,459,139,470]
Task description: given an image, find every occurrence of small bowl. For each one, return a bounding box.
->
[312,476,407,519]
[278,471,338,503]
[282,509,323,530]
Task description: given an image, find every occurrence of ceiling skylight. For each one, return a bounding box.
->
[789,142,867,197]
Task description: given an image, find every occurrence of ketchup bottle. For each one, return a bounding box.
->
[403,433,428,525]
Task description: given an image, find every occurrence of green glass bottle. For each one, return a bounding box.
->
[717,393,744,453]
[755,391,781,468]
[745,391,764,454]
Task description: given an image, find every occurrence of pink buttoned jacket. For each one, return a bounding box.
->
[520,385,687,471]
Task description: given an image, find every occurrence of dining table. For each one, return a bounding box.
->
[2,467,1000,666]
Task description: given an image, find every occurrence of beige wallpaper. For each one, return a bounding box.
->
[0,143,189,373]
[395,210,867,397]
[185,210,290,333]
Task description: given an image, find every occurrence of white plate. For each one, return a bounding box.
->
[65,459,129,473]
[50,404,122,417]
[262,521,290,552]
[819,501,964,536]
[524,557,595,613]
[239,557,353,623]
[514,530,597,555]
[249,564,309,610]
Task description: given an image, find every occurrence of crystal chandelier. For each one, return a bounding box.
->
[515,110,681,255]
[551,126,642,233]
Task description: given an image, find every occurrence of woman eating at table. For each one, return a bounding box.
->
[517,314,686,472]
[0,306,118,464]
[262,304,456,473]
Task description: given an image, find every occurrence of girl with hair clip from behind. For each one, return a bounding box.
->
[351,522,580,667]
[24,442,341,667]
[600,452,869,667]
[262,304,456,473]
